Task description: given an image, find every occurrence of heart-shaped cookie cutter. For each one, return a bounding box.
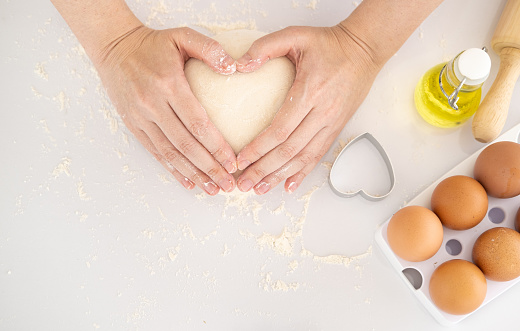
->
[328,132,396,201]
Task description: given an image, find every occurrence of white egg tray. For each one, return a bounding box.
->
[375,122,520,326]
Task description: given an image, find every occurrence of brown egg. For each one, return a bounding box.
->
[387,205,443,262]
[431,175,488,230]
[429,259,487,315]
[472,227,520,282]
[516,207,520,232]
[473,141,520,199]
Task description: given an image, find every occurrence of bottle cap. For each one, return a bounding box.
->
[454,48,491,85]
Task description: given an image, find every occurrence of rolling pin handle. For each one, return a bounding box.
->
[472,47,520,143]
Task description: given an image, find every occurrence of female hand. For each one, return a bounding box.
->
[94,26,239,195]
[234,25,382,195]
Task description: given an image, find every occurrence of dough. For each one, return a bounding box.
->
[184,29,296,154]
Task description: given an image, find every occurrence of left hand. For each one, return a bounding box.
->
[234,25,382,195]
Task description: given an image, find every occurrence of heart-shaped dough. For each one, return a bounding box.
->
[184,29,296,154]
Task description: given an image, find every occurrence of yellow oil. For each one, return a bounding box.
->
[414,63,482,128]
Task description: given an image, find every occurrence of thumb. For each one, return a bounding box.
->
[236,28,297,73]
[175,28,236,75]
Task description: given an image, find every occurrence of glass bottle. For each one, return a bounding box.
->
[414,48,491,128]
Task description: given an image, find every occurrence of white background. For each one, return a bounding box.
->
[1,0,520,330]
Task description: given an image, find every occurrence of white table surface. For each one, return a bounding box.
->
[2,1,520,330]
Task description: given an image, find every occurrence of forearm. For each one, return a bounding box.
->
[339,0,444,67]
[51,0,144,65]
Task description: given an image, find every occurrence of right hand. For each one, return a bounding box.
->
[93,26,238,195]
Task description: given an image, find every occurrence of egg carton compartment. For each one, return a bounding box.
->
[375,122,520,326]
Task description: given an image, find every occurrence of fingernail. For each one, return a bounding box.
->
[237,53,252,66]
[255,182,271,195]
[287,181,298,194]
[203,181,219,195]
[220,55,236,74]
[218,177,234,193]
[238,179,254,192]
[238,160,251,171]
[183,178,195,190]
[223,160,237,174]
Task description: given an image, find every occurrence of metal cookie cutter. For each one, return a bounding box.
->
[328,132,395,201]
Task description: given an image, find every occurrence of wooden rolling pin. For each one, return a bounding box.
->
[472,0,520,143]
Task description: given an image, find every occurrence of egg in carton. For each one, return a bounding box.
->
[376,122,520,326]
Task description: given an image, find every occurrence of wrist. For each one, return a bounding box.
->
[336,0,444,69]
[335,18,389,71]
[328,22,383,79]
[52,0,145,66]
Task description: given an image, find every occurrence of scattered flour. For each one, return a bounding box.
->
[34,62,48,80]
[53,91,68,111]
[195,19,257,35]
[24,1,375,315]
[76,179,91,201]
[259,272,300,292]
[167,246,181,261]
[305,246,373,267]
[52,157,72,178]
[256,227,298,257]
[305,0,319,10]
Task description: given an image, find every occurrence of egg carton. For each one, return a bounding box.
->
[375,122,520,326]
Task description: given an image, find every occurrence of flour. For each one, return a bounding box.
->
[287,260,299,273]
[195,19,257,35]
[219,190,266,221]
[76,179,91,201]
[222,243,231,256]
[126,296,157,327]
[269,200,285,215]
[256,227,298,257]
[332,139,349,159]
[99,105,119,134]
[220,184,371,271]
[305,0,319,10]
[34,62,48,80]
[75,211,88,222]
[306,246,373,267]
[52,157,72,178]
[146,0,169,26]
[167,246,180,261]
[14,195,23,216]
[259,272,300,292]
[39,119,52,135]
[31,86,43,98]
[25,3,375,316]
[53,90,68,111]
[321,161,333,170]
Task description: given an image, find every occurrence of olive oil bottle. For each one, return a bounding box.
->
[415,48,491,128]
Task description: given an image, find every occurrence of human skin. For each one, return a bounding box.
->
[234,0,444,194]
[51,0,238,195]
[51,0,444,195]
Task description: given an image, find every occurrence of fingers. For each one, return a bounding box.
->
[240,127,333,195]
[169,28,239,176]
[131,127,197,191]
[236,74,309,171]
[235,27,301,73]
[175,28,236,75]
[237,108,320,191]
[149,105,236,194]
[167,77,238,173]
[284,135,336,193]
